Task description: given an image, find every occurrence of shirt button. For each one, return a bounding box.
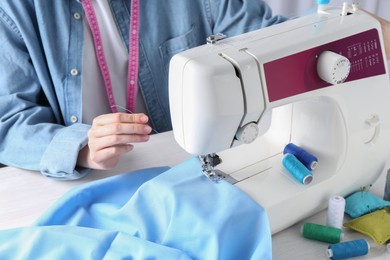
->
[73,12,81,20]
[70,115,78,123]
[70,68,79,76]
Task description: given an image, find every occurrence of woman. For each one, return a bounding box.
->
[0,0,287,179]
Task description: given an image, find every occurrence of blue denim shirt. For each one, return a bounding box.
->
[0,0,286,179]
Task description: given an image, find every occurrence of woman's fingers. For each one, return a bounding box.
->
[89,122,152,138]
[88,144,134,169]
[90,113,152,138]
[80,112,153,170]
[89,131,150,151]
[92,112,149,126]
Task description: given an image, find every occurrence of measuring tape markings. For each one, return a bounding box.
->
[127,0,140,113]
[82,0,140,113]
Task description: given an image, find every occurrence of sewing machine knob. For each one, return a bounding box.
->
[235,122,259,144]
[317,51,351,84]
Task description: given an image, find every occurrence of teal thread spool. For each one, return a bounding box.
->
[327,239,369,259]
[282,154,313,185]
[317,0,330,4]
[301,222,343,243]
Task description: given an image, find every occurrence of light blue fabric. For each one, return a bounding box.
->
[0,0,286,179]
[0,158,272,259]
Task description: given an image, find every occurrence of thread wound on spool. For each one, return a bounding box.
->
[283,143,318,170]
[327,239,369,259]
[282,154,313,185]
[317,0,330,4]
[302,222,342,243]
[327,195,346,229]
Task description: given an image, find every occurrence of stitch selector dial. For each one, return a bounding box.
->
[317,51,351,84]
[235,122,259,144]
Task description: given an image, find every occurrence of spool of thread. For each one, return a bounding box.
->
[317,0,330,4]
[352,3,359,13]
[283,143,318,170]
[282,154,313,185]
[301,222,343,243]
[317,0,330,13]
[327,239,369,259]
[327,195,346,229]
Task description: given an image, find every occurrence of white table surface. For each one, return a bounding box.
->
[1,131,389,259]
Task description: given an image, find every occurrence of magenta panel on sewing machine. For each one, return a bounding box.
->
[264,29,386,102]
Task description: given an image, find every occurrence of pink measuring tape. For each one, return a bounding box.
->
[82,0,140,113]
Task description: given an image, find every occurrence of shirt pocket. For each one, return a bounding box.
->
[159,25,199,82]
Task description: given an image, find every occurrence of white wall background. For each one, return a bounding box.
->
[264,0,390,20]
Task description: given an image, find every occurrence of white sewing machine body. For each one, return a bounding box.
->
[169,7,390,234]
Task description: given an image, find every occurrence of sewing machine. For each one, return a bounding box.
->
[169,5,390,234]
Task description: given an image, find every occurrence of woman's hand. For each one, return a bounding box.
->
[77,113,152,170]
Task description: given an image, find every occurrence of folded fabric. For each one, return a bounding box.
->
[0,226,191,260]
[0,157,271,260]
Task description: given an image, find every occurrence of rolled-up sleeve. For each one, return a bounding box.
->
[40,123,91,180]
[0,5,89,180]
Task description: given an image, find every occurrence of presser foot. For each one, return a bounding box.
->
[199,154,237,184]
[204,169,238,184]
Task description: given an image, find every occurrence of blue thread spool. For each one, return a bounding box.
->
[283,143,318,171]
[327,239,369,259]
[282,154,313,185]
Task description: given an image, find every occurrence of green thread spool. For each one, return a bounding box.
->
[301,222,343,243]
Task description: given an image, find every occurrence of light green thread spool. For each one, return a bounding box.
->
[301,222,343,243]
